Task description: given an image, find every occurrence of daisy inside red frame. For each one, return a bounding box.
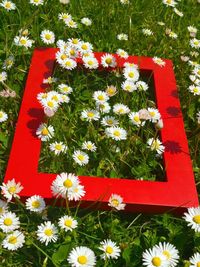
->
[4,47,199,213]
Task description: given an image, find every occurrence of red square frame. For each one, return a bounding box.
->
[4,48,199,213]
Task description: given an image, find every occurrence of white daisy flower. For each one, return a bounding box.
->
[82,141,97,152]
[25,195,46,213]
[48,91,62,103]
[190,38,200,49]
[120,0,130,4]
[73,150,89,166]
[99,239,121,260]
[3,56,14,70]
[173,8,183,17]
[78,42,93,54]
[117,33,128,41]
[101,116,119,127]
[190,51,199,58]
[121,80,137,92]
[0,71,7,83]
[49,142,68,155]
[124,62,138,69]
[188,85,200,95]
[81,17,92,26]
[0,212,20,233]
[67,246,96,267]
[58,12,72,22]
[58,215,78,232]
[30,0,44,5]
[142,247,167,267]
[65,19,78,28]
[59,0,70,4]
[1,178,23,201]
[139,108,151,120]
[188,26,197,37]
[0,0,16,11]
[183,207,200,232]
[40,98,59,112]
[192,67,200,78]
[101,54,117,68]
[36,221,58,246]
[162,0,177,7]
[147,108,161,123]
[96,102,111,114]
[129,112,145,127]
[55,50,68,64]
[67,38,81,49]
[113,103,130,115]
[60,58,77,70]
[36,123,54,141]
[167,30,178,39]
[0,110,8,122]
[153,57,166,67]
[43,76,57,84]
[93,91,109,104]
[136,81,149,91]
[147,138,165,154]
[105,127,127,141]
[81,109,100,121]
[58,84,73,95]
[116,48,128,59]
[40,30,55,44]
[56,39,68,50]
[83,56,99,69]
[123,67,140,82]
[0,200,8,215]
[65,46,79,59]
[14,36,34,49]
[155,242,179,267]
[108,194,126,210]
[2,231,25,251]
[67,184,86,201]
[60,94,70,103]
[105,85,117,97]
[142,28,153,36]
[51,173,80,198]
[189,252,200,267]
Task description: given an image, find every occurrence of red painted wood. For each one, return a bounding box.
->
[4,48,199,213]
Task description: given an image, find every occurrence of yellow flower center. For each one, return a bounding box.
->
[0,113,3,118]
[125,85,131,91]
[111,199,119,207]
[72,39,78,44]
[128,72,134,78]
[81,44,88,50]
[65,61,72,67]
[64,219,72,227]
[152,140,160,150]
[34,0,39,2]
[118,108,124,113]
[134,116,140,122]
[166,0,172,3]
[163,250,171,259]
[69,21,75,26]
[41,128,49,136]
[193,215,200,224]
[63,179,73,188]
[4,218,13,226]
[87,112,94,118]
[32,200,40,208]
[88,60,93,66]
[194,40,199,45]
[87,144,93,150]
[8,186,16,194]
[55,144,62,150]
[149,111,155,117]
[63,87,69,92]
[197,70,200,75]
[105,58,112,64]
[61,54,67,60]
[97,95,104,100]
[47,101,54,108]
[5,2,11,8]
[152,257,161,266]
[0,207,3,214]
[193,88,198,93]
[44,229,53,236]
[106,246,113,254]
[8,236,17,244]
[42,93,48,99]
[77,256,87,264]
[20,39,27,45]
[113,130,121,137]
[78,154,85,161]
[107,119,113,125]
[197,262,200,267]
[45,34,52,40]
[106,88,115,96]
[52,95,59,101]
[70,50,75,56]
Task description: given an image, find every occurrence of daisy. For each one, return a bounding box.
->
[188,85,200,95]
[78,42,93,54]
[30,0,44,5]
[59,0,70,4]
[40,30,55,44]
[105,127,127,141]
[155,242,179,267]
[58,12,72,22]
[73,150,89,166]
[65,19,78,28]
[0,110,8,122]
[129,112,145,127]
[99,239,121,260]
[51,173,79,197]
[0,212,20,233]
[3,55,15,70]
[0,200,8,215]
[83,56,99,69]
[0,0,16,11]
[82,141,97,152]
[188,26,197,37]
[55,50,68,64]
[65,46,79,58]
[60,94,70,104]
[147,108,161,123]
[67,246,96,267]
[189,252,200,267]
[2,231,25,251]
[49,141,68,155]
[81,109,100,121]
[192,67,200,78]
[36,123,54,141]
[81,17,92,26]
[124,62,138,69]
[101,116,119,127]
[123,67,140,82]
[25,195,46,213]
[167,30,178,39]
[142,28,153,36]
[101,54,117,68]
[142,247,167,267]
[58,84,73,94]
[0,71,7,83]
[162,0,177,7]
[93,91,109,104]
[190,38,200,49]
[139,108,151,120]
[96,102,111,113]
[14,36,34,49]
[155,119,164,130]
[136,81,149,91]
[117,33,128,41]
[173,8,183,17]
[60,58,77,70]
[153,57,166,67]
[67,184,86,201]
[113,103,130,115]
[56,39,68,50]
[43,76,57,84]
[1,178,23,201]
[120,0,129,4]
[40,98,59,112]
[121,80,137,92]
[67,38,81,49]
[183,207,200,232]
[36,221,58,246]
[147,138,165,154]
[108,194,126,210]
[58,215,78,232]
[105,85,117,96]
[116,48,128,59]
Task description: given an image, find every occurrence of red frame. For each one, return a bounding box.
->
[4,48,199,213]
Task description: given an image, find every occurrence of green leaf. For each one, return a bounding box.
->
[122,247,131,264]
[52,244,70,265]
